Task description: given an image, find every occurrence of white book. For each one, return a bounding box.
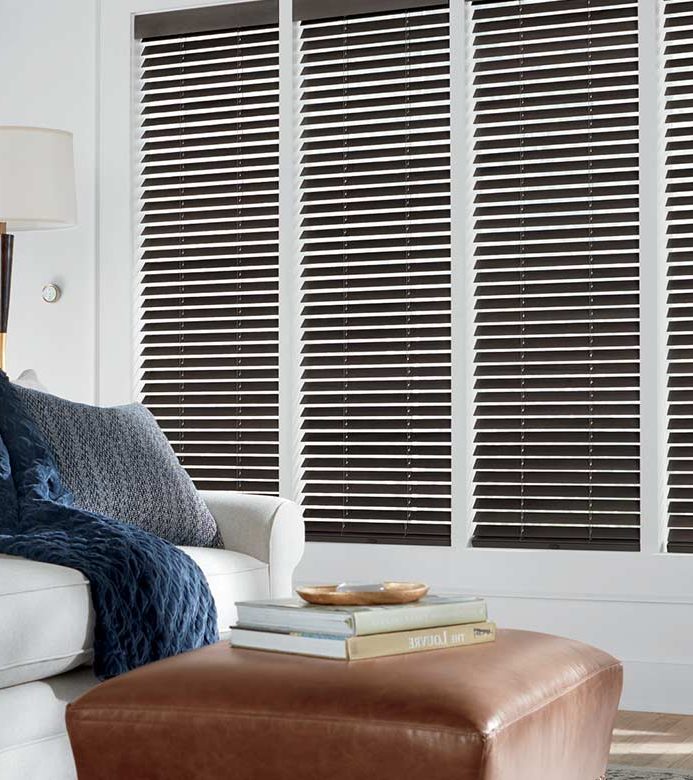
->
[234,595,487,637]
[230,622,496,660]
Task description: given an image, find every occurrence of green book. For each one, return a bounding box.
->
[234,595,487,637]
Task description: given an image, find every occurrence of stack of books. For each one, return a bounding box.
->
[230,595,495,660]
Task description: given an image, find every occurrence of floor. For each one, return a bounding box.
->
[611,711,693,770]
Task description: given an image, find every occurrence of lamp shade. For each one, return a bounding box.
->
[0,126,76,231]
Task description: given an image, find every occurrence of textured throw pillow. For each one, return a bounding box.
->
[12,384,221,548]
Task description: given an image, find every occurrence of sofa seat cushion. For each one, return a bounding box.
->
[0,554,93,690]
[179,547,269,638]
[0,548,269,689]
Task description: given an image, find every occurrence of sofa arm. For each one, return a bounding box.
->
[199,491,304,598]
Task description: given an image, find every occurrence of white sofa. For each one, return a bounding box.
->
[0,490,305,780]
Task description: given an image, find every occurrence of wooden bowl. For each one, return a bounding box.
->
[296,582,429,606]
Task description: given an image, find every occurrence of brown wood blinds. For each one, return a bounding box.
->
[134,4,280,496]
[664,0,693,553]
[469,0,641,550]
[298,4,453,545]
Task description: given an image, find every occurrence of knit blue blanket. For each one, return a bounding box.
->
[0,373,218,679]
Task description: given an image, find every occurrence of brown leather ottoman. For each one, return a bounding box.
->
[66,629,622,780]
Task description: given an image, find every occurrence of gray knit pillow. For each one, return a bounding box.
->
[13,384,221,548]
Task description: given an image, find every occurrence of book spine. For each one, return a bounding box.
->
[352,600,487,636]
[346,622,496,660]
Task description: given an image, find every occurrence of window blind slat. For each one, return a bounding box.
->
[299,4,451,545]
[135,10,280,497]
[469,0,640,551]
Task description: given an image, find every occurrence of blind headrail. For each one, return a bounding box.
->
[293,0,446,22]
[135,0,278,40]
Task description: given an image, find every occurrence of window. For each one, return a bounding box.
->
[468,0,641,549]
[296,1,452,545]
[130,0,693,554]
[663,0,693,553]
[134,1,280,496]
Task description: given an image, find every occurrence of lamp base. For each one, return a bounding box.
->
[0,231,13,372]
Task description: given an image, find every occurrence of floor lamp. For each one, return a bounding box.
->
[0,126,76,370]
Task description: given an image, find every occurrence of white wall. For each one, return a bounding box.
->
[0,0,98,402]
[2,0,692,715]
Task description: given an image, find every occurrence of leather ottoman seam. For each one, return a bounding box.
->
[480,661,622,739]
[67,704,485,741]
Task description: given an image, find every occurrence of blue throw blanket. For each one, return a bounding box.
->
[0,434,17,522]
[0,372,218,679]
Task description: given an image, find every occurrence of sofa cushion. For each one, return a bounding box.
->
[0,666,97,760]
[0,666,97,780]
[180,547,269,637]
[0,554,93,690]
[0,726,76,780]
[0,547,269,689]
[12,382,220,548]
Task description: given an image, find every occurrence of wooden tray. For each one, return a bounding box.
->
[296,582,429,606]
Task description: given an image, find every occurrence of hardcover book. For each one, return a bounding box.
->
[234,595,487,637]
[230,622,496,660]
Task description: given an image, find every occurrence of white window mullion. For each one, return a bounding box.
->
[278,0,302,504]
[639,0,667,554]
[452,0,474,547]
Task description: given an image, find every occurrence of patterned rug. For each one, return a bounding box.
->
[608,768,693,779]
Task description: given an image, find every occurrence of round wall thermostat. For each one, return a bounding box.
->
[41,284,61,303]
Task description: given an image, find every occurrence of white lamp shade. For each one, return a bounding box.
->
[0,126,76,231]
